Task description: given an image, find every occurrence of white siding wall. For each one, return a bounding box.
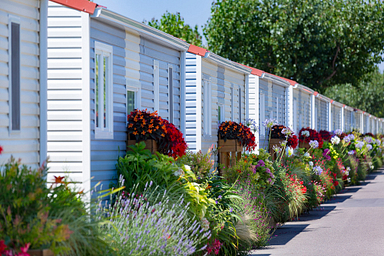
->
[259,79,287,149]
[185,52,198,151]
[0,0,40,167]
[90,19,183,188]
[315,98,328,131]
[248,74,259,151]
[292,89,311,135]
[47,3,90,189]
[332,104,342,131]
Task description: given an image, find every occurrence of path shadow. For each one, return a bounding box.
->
[268,224,309,246]
[296,205,337,222]
[341,187,361,193]
[323,195,351,204]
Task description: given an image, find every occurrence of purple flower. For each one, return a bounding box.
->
[323,149,331,161]
[258,160,265,167]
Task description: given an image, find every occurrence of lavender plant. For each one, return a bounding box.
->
[97,180,211,256]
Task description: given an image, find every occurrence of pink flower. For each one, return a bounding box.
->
[17,243,30,256]
[0,240,7,253]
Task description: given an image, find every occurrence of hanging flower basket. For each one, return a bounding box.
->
[27,249,54,256]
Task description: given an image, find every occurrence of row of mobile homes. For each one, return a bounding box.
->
[185,46,251,153]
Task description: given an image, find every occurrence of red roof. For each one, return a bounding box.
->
[50,0,97,14]
[187,45,207,57]
[239,64,263,76]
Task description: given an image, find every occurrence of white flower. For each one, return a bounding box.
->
[355,141,364,149]
[301,130,310,137]
[174,169,184,177]
[309,140,319,149]
[370,165,374,170]
[313,166,323,175]
[309,161,314,167]
[287,147,294,157]
[184,165,191,171]
[201,218,210,230]
[304,152,311,158]
[280,141,287,147]
[334,129,343,136]
[273,145,282,153]
[364,136,373,144]
[375,140,381,146]
[282,127,293,136]
[331,136,340,145]
[262,118,278,128]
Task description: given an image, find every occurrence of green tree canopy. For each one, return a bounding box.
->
[146,11,203,47]
[204,0,384,92]
[324,68,384,118]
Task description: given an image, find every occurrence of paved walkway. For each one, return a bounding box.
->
[250,168,384,256]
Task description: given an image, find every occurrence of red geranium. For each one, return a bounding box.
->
[218,121,257,151]
[299,127,323,149]
[127,109,187,158]
[0,145,3,154]
[287,135,299,149]
[319,130,331,141]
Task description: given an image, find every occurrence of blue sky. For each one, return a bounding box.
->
[95,0,384,73]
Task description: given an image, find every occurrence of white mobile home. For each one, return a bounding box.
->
[314,93,330,132]
[331,101,343,132]
[185,45,251,153]
[47,3,189,191]
[292,84,313,135]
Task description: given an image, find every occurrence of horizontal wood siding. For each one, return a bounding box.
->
[185,53,197,151]
[0,0,40,167]
[332,105,342,131]
[47,2,86,185]
[315,98,328,131]
[293,89,311,134]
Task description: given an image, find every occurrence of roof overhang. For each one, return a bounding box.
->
[92,8,190,52]
[50,0,96,14]
[261,73,291,87]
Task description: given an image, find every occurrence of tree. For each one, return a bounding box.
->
[204,0,384,92]
[146,11,203,47]
[324,68,384,118]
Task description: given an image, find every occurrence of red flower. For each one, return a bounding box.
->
[0,240,7,253]
[299,127,323,149]
[0,146,3,155]
[218,121,257,151]
[319,130,331,141]
[287,135,299,149]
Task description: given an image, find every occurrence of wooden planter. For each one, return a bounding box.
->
[299,141,311,149]
[269,138,284,161]
[27,249,54,256]
[127,134,158,154]
[218,138,242,174]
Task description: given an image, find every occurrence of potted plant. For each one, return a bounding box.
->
[298,127,323,149]
[217,121,256,168]
[127,109,187,158]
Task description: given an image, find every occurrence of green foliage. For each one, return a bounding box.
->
[177,148,215,181]
[0,159,71,254]
[324,69,384,118]
[204,0,384,92]
[146,11,203,47]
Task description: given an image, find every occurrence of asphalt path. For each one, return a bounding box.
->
[250,168,384,256]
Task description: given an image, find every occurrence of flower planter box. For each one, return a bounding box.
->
[127,134,158,154]
[218,139,242,173]
[299,141,311,149]
[269,138,284,161]
[27,249,54,256]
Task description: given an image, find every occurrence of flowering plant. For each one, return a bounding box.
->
[218,121,256,151]
[270,125,299,149]
[319,130,332,141]
[299,127,323,149]
[127,109,187,158]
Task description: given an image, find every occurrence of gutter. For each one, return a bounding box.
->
[261,73,291,87]
[92,8,190,51]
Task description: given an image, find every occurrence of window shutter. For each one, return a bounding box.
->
[11,22,20,131]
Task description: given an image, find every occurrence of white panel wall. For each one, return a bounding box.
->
[47,3,90,189]
[0,0,41,167]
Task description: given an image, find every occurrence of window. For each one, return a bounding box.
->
[126,84,141,122]
[203,79,212,135]
[231,87,234,121]
[218,104,224,124]
[168,66,174,123]
[238,87,242,123]
[95,41,113,139]
[9,16,21,132]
